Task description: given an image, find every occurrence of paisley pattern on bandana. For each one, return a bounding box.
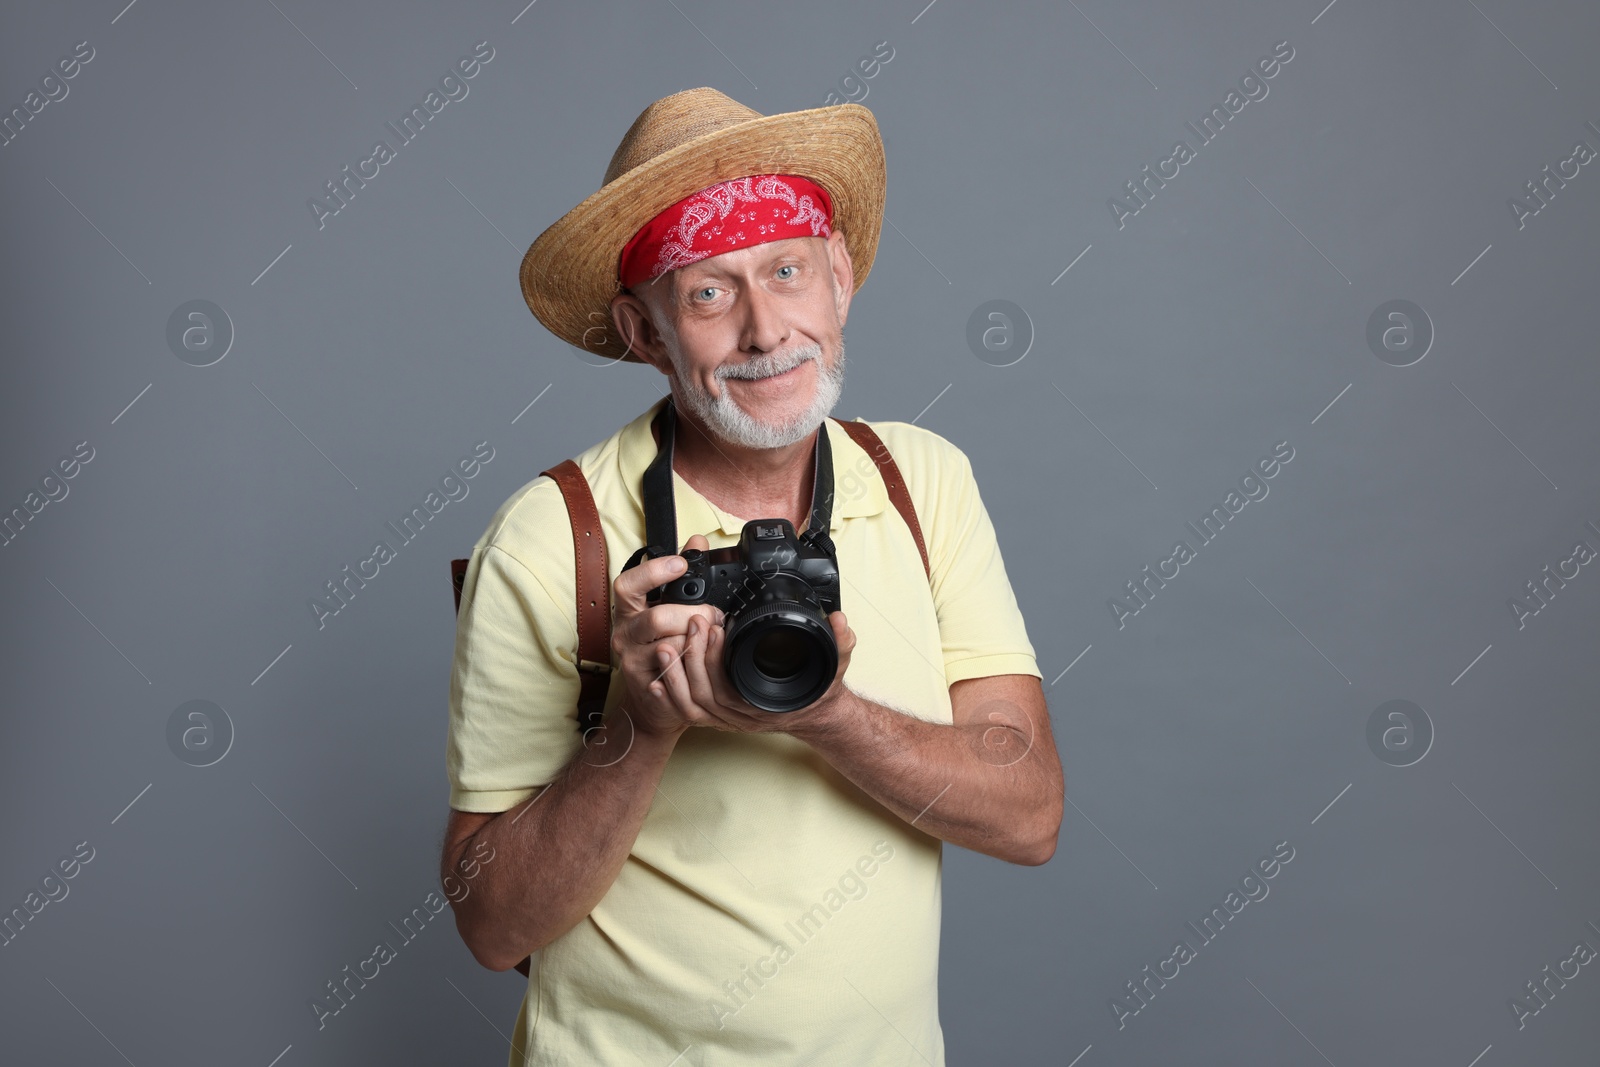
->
[618,174,833,288]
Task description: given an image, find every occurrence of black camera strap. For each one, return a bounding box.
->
[640,393,836,559]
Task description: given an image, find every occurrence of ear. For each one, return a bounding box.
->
[609,288,673,373]
[824,230,854,327]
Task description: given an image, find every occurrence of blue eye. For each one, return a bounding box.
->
[696,287,717,301]
[776,265,796,279]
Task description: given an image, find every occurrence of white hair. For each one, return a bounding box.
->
[667,337,846,450]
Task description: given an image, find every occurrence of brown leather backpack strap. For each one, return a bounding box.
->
[539,459,613,736]
[835,420,930,580]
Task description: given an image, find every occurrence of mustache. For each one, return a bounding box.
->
[717,343,822,380]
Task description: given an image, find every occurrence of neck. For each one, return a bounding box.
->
[654,399,819,530]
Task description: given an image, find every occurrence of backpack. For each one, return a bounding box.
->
[448,414,927,979]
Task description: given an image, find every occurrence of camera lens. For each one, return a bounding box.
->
[752,627,808,681]
[723,588,837,713]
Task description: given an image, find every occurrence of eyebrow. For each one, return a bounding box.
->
[678,246,806,287]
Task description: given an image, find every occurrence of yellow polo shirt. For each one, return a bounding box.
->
[446,394,1040,1066]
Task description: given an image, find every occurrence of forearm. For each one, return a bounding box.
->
[791,686,1061,864]
[450,706,680,969]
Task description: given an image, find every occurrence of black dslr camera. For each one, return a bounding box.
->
[643,518,841,713]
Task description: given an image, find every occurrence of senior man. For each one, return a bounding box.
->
[441,87,1063,1065]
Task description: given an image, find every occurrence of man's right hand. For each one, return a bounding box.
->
[611,533,725,738]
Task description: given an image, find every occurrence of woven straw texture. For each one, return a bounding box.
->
[519,87,886,364]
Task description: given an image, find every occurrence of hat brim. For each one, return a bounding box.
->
[520,102,886,364]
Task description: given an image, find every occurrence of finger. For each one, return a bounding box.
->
[655,628,704,722]
[618,533,708,616]
[668,533,719,631]
[631,642,680,714]
[643,641,685,713]
[628,605,723,644]
[644,635,685,683]
[701,623,749,713]
[645,637,686,688]
[681,615,721,712]
[613,552,691,615]
[642,673,699,727]
[829,611,855,650]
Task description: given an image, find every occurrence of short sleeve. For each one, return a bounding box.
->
[445,538,585,812]
[925,443,1042,685]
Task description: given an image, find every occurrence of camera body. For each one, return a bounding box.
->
[645,518,841,713]
[647,518,841,615]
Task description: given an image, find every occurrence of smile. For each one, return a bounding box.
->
[731,358,811,390]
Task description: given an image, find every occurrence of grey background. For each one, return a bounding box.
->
[2,0,1597,1064]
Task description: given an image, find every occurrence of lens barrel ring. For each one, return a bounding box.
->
[723,598,838,713]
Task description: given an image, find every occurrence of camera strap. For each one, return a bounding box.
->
[640,394,836,558]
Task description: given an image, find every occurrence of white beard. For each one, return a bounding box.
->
[667,337,847,451]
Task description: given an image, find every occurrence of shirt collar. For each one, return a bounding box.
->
[616,395,887,538]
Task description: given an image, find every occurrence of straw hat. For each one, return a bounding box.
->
[519,87,887,364]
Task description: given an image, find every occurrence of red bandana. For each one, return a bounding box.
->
[617,173,833,289]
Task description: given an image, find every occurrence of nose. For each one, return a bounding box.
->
[737,281,790,355]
